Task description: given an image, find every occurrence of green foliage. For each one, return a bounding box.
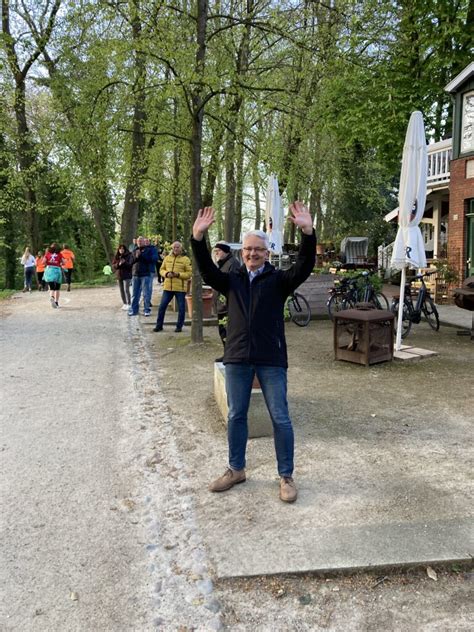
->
[432,259,459,285]
[337,270,383,293]
[0,0,472,288]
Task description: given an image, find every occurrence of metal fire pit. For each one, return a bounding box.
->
[334,308,394,366]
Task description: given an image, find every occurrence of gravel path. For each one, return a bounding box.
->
[0,288,221,631]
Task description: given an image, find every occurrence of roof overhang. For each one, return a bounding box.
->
[445,62,474,94]
[384,189,434,222]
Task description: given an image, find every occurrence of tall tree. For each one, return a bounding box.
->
[1,0,61,252]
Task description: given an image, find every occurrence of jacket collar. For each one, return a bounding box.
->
[238,261,274,278]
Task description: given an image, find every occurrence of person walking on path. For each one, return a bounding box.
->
[144,238,159,316]
[212,242,240,361]
[153,241,192,333]
[20,248,36,292]
[129,236,155,316]
[35,251,46,291]
[112,244,133,310]
[60,244,75,291]
[191,203,316,503]
[43,243,66,308]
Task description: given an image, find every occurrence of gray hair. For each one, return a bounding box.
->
[242,230,270,249]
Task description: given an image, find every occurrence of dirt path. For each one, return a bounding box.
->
[0,288,220,630]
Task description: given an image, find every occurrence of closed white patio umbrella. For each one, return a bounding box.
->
[391,111,428,350]
[265,174,283,256]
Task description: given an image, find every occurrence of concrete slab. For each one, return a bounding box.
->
[406,347,438,357]
[394,350,421,361]
[209,518,473,578]
[394,346,438,360]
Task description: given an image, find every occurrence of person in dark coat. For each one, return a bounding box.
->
[191,202,316,503]
[129,236,155,316]
[112,244,133,309]
[212,241,240,361]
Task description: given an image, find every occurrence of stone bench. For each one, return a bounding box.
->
[213,363,273,438]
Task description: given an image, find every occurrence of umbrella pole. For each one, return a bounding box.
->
[395,267,407,351]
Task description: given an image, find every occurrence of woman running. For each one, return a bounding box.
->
[35,251,46,291]
[43,243,65,308]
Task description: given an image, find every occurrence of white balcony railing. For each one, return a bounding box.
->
[427,138,452,186]
[378,242,394,276]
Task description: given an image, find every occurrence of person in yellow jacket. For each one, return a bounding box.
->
[153,241,192,333]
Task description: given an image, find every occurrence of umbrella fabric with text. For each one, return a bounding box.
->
[265,175,283,255]
[390,111,428,350]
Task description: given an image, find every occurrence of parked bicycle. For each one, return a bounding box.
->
[287,291,311,327]
[327,271,389,320]
[390,271,440,338]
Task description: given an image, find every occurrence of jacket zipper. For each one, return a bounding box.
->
[171,256,176,291]
[247,274,252,361]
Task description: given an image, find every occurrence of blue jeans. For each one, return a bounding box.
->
[24,267,35,289]
[130,276,149,314]
[144,274,154,310]
[155,290,186,330]
[225,364,294,477]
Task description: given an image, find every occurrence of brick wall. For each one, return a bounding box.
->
[448,157,474,282]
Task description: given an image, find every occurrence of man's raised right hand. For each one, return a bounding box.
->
[193,207,215,240]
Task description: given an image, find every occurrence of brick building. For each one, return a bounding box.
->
[445,62,474,283]
[381,62,474,294]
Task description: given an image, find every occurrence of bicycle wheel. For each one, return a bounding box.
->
[288,292,311,327]
[422,296,440,331]
[327,294,343,320]
[391,299,412,338]
[372,291,389,310]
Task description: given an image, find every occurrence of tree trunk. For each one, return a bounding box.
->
[233,119,245,242]
[12,76,40,252]
[202,118,224,208]
[1,209,17,288]
[2,0,61,254]
[189,0,209,344]
[252,162,261,231]
[120,1,148,246]
[89,186,114,264]
[172,98,181,242]
[224,131,236,242]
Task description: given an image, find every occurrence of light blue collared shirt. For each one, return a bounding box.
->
[248,265,265,283]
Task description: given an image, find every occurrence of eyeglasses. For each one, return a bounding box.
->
[242,247,267,253]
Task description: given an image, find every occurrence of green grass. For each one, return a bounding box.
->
[0,289,17,300]
[71,277,117,288]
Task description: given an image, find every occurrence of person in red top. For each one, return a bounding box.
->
[43,243,65,308]
[35,251,46,291]
[60,244,75,291]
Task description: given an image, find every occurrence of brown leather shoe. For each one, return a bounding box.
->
[209,468,246,492]
[279,476,297,503]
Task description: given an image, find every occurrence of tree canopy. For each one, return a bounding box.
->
[1,0,472,334]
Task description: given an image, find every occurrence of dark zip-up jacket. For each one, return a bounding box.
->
[191,231,316,367]
[131,245,155,277]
